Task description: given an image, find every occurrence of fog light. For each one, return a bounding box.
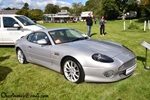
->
[103,70,114,77]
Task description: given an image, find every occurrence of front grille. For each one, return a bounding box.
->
[118,58,136,71]
[119,71,133,78]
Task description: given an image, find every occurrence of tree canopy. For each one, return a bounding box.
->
[84,0,140,19]
[139,0,150,19]
[44,4,60,14]
[28,9,44,21]
[11,1,150,20]
[16,3,43,21]
[70,2,84,16]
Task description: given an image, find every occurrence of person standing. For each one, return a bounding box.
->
[85,13,93,37]
[99,16,105,36]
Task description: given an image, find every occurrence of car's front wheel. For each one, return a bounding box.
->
[62,57,85,84]
[17,49,27,64]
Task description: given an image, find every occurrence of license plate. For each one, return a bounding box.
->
[126,64,136,75]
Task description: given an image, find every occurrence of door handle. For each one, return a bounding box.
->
[28,46,32,48]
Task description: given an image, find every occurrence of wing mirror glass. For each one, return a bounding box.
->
[14,24,21,28]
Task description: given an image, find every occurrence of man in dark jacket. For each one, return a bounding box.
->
[85,13,93,37]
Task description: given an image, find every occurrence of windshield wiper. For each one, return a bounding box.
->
[71,37,87,42]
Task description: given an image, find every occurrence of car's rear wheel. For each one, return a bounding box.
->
[17,49,27,64]
[62,57,84,84]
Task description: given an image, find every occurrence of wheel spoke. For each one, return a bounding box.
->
[71,61,74,67]
[71,75,75,81]
[66,62,71,69]
[72,74,78,81]
[66,73,71,79]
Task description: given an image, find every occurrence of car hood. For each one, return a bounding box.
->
[61,39,128,57]
[24,24,45,31]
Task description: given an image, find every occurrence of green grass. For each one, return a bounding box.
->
[0,19,150,100]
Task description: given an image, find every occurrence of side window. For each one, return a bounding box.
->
[3,17,17,28]
[27,32,34,42]
[27,32,51,44]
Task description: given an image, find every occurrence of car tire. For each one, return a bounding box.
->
[62,57,85,84]
[17,49,27,64]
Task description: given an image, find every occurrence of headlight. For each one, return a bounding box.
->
[92,53,114,63]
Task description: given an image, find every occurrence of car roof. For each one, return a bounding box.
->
[38,28,72,32]
[0,14,23,17]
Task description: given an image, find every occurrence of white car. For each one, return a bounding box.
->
[0,14,45,45]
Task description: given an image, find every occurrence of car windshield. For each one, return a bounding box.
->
[15,16,36,26]
[49,29,88,44]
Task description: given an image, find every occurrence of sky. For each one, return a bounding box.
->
[0,0,87,10]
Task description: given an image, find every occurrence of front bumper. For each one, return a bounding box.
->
[83,59,136,82]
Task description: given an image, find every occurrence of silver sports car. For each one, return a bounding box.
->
[15,28,136,83]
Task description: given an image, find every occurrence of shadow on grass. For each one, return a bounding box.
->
[0,55,12,81]
[137,56,146,67]
[90,33,97,37]
[90,32,108,37]
[104,32,107,35]
[0,55,11,62]
[0,66,12,81]
[0,45,14,48]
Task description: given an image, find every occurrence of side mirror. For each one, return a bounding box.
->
[14,24,21,28]
[82,34,90,39]
[37,39,47,45]
[33,20,36,23]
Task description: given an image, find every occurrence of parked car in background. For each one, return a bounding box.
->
[117,11,137,20]
[15,28,137,83]
[0,14,45,45]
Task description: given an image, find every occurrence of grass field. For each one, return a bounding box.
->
[0,20,150,100]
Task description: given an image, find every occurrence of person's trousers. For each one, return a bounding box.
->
[100,25,105,35]
[87,26,92,37]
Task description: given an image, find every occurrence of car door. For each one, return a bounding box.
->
[27,31,53,67]
[2,16,30,44]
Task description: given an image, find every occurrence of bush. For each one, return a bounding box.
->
[128,22,139,30]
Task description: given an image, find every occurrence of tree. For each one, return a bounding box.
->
[3,7,19,10]
[139,0,150,19]
[84,0,118,19]
[3,7,12,10]
[60,6,70,12]
[44,4,60,14]
[141,0,150,5]
[28,9,44,21]
[100,0,119,19]
[115,0,138,19]
[84,0,101,11]
[16,9,29,17]
[84,0,139,20]
[16,3,30,16]
[126,0,138,11]
[22,3,29,10]
[71,2,84,16]
[16,3,44,21]
[84,0,101,17]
